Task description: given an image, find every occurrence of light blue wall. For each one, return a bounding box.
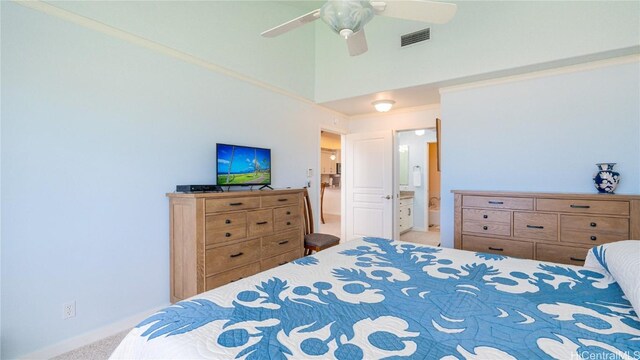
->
[315,1,640,102]
[52,1,318,100]
[439,61,640,248]
[0,3,343,357]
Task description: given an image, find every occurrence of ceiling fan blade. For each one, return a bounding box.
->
[261,9,321,37]
[374,0,457,24]
[347,29,368,56]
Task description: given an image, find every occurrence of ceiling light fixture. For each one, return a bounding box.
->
[372,100,395,112]
[320,0,375,39]
[415,129,426,136]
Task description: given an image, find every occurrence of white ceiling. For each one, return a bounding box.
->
[319,84,441,116]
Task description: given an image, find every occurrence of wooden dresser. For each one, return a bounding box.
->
[453,191,640,266]
[167,189,305,303]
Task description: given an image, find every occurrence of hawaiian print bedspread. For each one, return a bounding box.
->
[111,237,640,359]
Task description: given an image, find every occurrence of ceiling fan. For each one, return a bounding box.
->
[261,0,457,56]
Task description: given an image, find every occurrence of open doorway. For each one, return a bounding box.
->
[319,130,341,238]
[396,128,440,247]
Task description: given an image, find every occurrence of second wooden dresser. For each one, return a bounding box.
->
[453,191,640,266]
[168,189,305,303]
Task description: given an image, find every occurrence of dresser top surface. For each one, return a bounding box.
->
[167,188,305,199]
[451,190,640,200]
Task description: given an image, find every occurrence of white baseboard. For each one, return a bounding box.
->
[20,304,170,360]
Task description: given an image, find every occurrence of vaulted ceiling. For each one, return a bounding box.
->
[43,1,640,116]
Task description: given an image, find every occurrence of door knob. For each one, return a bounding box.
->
[381,195,391,199]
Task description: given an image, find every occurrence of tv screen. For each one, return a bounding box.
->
[216,143,271,186]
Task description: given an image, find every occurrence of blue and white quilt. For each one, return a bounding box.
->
[111,238,640,359]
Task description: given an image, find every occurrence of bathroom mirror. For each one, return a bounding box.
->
[399,145,409,186]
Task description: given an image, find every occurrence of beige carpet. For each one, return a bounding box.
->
[400,230,441,247]
[52,330,129,360]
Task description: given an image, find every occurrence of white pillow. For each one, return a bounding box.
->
[585,240,640,316]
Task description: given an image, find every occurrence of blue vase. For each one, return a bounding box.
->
[593,163,620,194]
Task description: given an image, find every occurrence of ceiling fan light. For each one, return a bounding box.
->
[372,100,395,112]
[320,0,374,36]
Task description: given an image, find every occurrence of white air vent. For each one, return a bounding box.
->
[401,28,430,47]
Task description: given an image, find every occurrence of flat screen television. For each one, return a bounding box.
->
[216,143,271,186]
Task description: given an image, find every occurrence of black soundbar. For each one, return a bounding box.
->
[176,185,223,193]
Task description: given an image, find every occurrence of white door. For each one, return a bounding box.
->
[345,131,394,241]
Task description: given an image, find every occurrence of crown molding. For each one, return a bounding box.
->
[440,54,640,95]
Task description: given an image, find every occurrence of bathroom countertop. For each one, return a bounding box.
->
[399,191,414,200]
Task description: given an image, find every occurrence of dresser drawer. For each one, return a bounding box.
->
[560,213,629,246]
[536,243,588,266]
[537,198,629,215]
[262,230,300,258]
[205,262,261,291]
[560,230,629,246]
[462,235,533,259]
[463,208,511,224]
[462,220,511,236]
[206,197,260,213]
[205,239,260,275]
[247,209,274,236]
[513,212,558,241]
[274,206,301,231]
[463,195,533,210]
[262,193,299,207]
[561,215,629,234]
[261,250,299,271]
[205,212,247,246]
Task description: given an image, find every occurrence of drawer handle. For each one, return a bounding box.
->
[230,252,244,258]
[278,261,289,265]
[570,204,590,209]
[230,277,243,283]
[286,211,291,215]
[225,219,232,224]
[570,257,585,262]
[286,221,291,225]
[590,235,597,241]
[482,226,488,230]
[278,198,288,202]
[488,201,503,205]
[590,222,597,227]
[256,221,268,225]
[526,225,544,229]
[483,215,488,219]
[278,240,289,245]
[225,232,232,237]
[229,202,243,206]
[488,247,504,252]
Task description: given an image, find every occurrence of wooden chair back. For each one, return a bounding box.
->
[320,182,328,224]
[303,188,314,235]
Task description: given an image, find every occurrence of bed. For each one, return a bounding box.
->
[111,237,640,359]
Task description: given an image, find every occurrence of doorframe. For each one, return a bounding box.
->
[393,130,400,240]
[317,126,347,241]
[393,127,438,240]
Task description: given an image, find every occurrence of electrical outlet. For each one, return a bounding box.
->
[63,301,76,319]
